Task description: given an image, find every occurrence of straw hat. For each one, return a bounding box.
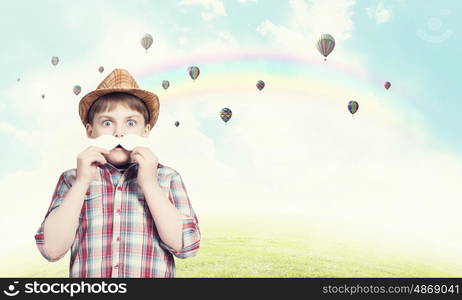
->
[79,68,159,129]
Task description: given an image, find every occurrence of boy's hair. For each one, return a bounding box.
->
[87,92,150,126]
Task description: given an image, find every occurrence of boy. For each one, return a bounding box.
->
[34,69,200,278]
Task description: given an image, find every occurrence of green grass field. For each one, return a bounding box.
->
[1,212,461,277]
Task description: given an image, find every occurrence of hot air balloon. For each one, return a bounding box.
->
[41,94,45,99]
[98,66,104,74]
[316,34,335,61]
[73,85,82,96]
[348,100,359,116]
[188,66,200,81]
[51,56,59,66]
[162,80,170,90]
[175,121,180,127]
[140,33,153,52]
[256,80,265,91]
[220,108,232,123]
[384,81,391,90]
[16,78,20,82]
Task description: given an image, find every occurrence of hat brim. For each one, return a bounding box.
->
[79,88,159,129]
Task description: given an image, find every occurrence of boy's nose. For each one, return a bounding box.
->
[113,125,127,138]
[114,128,125,138]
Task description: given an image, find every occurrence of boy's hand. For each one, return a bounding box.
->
[76,146,110,186]
[130,146,159,188]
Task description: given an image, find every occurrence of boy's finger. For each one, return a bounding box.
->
[131,153,141,163]
[131,150,144,159]
[131,152,142,159]
[87,153,107,165]
[82,151,103,159]
[131,147,144,154]
[94,157,107,166]
[90,155,106,165]
[96,153,108,163]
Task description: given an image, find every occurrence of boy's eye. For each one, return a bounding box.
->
[102,120,112,127]
[127,120,136,127]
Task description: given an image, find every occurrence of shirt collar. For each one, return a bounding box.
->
[100,162,164,180]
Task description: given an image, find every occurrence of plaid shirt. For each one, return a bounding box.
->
[35,163,200,278]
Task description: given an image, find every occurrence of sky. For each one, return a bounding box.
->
[1,0,462,260]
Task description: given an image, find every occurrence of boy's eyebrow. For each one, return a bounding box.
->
[97,115,141,120]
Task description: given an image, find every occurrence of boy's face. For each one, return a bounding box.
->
[86,104,150,166]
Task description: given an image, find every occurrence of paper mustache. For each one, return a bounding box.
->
[88,134,152,151]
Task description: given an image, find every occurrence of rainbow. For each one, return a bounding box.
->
[133,49,412,130]
[136,50,372,82]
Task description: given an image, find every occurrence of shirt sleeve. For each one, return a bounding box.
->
[34,172,72,262]
[159,172,201,259]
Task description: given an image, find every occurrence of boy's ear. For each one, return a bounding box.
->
[85,123,93,138]
[143,124,151,137]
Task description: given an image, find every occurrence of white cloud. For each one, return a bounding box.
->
[179,36,189,46]
[289,0,356,40]
[256,0,356,52]
[255,0,364,69]
[175,25,193,33]
[177,0,227,21]
[0,122,42,147]
[257,20,307,47]
[366,2,392,24]
[217,31,236,45]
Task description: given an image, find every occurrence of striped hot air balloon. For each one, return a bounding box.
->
[51,56,59,66]
[316,34,335,61]
[98,66,105,74]
[220,108,232,123]
[384,81,391,90]
[162,80,170,90]
[188,66,200,81]
[256,80,265,91]
[174,121,180,127]
[73,85,82,96]
[348,100,359,116]
[140,33,153,52]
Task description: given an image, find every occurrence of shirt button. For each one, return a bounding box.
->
[116,237,120,242]
[114,265,119,269]
[117,209,121,214]
[117,186,123,191]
